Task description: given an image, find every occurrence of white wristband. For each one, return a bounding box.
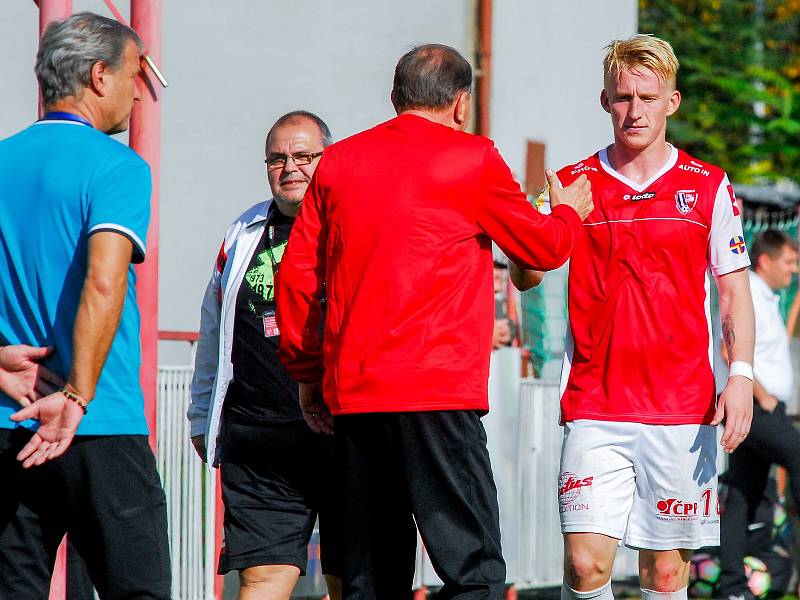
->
[729,361,753,381]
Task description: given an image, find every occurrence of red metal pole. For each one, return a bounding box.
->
[34,5,75,598]
[37,0,71,32]
[36,0,73,115]
[476,0,492,137]
[129,0,162,453]
[214,472,225,600]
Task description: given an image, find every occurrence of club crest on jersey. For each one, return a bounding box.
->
[729,236,747,255]
[674,190,698,215]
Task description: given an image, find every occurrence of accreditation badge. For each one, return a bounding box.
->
[262,309,280,337]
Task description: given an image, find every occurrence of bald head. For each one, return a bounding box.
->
[391,44,472,113]
[265,110,332,155]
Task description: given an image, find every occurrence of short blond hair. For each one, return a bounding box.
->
[603,34,679,89]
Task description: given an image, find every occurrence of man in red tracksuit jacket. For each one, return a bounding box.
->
[276,44,593,599]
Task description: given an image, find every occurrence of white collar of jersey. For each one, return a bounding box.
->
[598,144,678,192]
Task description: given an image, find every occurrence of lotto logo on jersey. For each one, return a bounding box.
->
[729,236,747,255]
[623,192,655,201]
[559,472,593,512]
[674,190,699,215]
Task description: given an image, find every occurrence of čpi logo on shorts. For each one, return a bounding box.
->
[559,472,593,512]
[656,498,699,520]
[674,190,698,215]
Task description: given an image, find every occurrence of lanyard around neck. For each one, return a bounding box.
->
[40,112,94,128]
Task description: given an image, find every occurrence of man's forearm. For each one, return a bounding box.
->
[752,378,771,404]
[718,270,755,367]
[69,233,131,401]
[69,272,126,401]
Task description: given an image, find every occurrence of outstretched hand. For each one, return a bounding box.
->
[547,170,594,221]
[10,391,85,468]
[0,345,64,407]
[299,382,334,435]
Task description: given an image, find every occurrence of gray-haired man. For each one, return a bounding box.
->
[0,12,169,599]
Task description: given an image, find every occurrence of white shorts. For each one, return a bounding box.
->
[558,419,719,550]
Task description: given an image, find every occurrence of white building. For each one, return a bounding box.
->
[1,0,636,363]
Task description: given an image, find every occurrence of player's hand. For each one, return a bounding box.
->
[712,375,753,453]
[0,345,64,407]
[757,394,779,413]
[191,434,207,463]
[10,390,85,468]
[492,319,512,349]
[299,382,334,435]
[548,171,593,221]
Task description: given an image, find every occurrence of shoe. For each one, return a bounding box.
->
[724,592,756,600]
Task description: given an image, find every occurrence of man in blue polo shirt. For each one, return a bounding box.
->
[0,12,169,599]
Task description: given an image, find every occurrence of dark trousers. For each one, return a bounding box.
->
[719,402,800,596]
[9,503,94,599]
[335,410,506,600]
[0,429,171,600]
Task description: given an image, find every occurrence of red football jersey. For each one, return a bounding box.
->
[557,146,749,425]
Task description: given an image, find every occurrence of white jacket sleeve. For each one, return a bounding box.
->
[187,243,225,438]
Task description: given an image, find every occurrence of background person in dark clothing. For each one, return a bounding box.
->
[188,111,341,600]
[719,229,799,600]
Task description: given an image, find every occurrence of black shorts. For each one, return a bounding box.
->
[0,429,170,600]
[218,417,342,576]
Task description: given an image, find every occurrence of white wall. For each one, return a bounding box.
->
[0,1,473,363]
[156,1,472,355]
[0,1,637,364]
[491,0,638,182]
[0,3,40,135]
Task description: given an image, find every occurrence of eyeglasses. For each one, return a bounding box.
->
[265,151,324,169]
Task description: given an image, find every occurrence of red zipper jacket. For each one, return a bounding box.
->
[277,114,582,415]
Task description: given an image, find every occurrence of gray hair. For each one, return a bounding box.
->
[265,110,333,153]
[36,12,143,107]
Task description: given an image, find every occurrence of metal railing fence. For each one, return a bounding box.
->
[157,366,217,600]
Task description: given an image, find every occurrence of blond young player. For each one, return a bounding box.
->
[553,36,755,600]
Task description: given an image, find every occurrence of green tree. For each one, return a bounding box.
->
[639,0,800,182]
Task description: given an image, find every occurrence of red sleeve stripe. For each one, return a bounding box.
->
[215,241,227,274]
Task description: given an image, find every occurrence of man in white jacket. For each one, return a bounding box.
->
[187,111,341,600]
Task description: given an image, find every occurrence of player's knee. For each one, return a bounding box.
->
[641,552,690,592]
[649,565,683,592]
[564,547,612,590]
